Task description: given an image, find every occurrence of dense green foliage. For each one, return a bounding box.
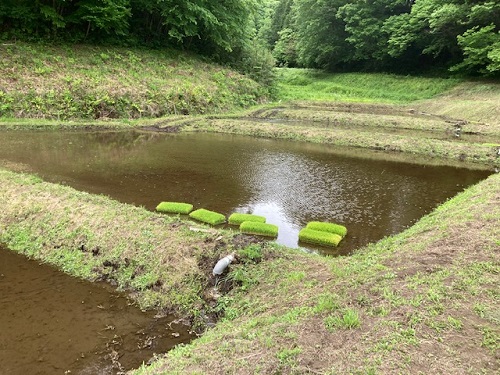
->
[0,0,275,83]
[239,221,279,237]
[2,0,498,86]
[228,213,267,225]
[262,0,500,76]
[0,0,247,52]
[156,202,193,215]
[189,209,226,225]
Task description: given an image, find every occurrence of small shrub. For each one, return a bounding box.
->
[299,228,342,247]
[189,208,226,225]
[306,221,347,237]
[156,201,193,214]
[228,213,266,225]
[240,221,278,238]
[238,244,263,263]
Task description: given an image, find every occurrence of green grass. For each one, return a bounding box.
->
[0,42,268,120]
[299,228,343,247]
[324,308,361,331]
[306,221,347,238]
[228,213,266,225]
[276,68,461,103]
[189,208,226,225]
[240,221,278,237]
[156,202,193,214]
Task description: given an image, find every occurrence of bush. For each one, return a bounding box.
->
[156,202,193,214]
[299,228,342,247]
[228,213,266,225]
[189,209,226,225]
[240,221,278,238]
[237,244,263,263]
[306,221,347,238]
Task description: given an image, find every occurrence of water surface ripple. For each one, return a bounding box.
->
[0,130,490,254]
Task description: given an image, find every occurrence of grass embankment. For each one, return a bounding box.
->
[176,70,500,169]
[0,42,268,121]
[274,68,462,103]
[0,169,241,318]
[137,170,499,374]
[1,168,497,374]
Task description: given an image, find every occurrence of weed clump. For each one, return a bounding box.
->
[228,213,266,225]
[156,202,193,214]
[240,221,278,238]
[189,209,226,225]
[306,221,347,237]
[299,228,342,247]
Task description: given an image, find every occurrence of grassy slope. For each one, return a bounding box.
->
[0,169,217,314]
[132,172,499,374]
[274,68,462,103]
[0,42,268,120]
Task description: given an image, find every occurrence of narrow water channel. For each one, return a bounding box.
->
[0,130,491,254]
[0,245,194,375]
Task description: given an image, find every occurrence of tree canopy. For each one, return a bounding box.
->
[0,0,254,57]
[1,0,498,76]
[263,0,500,76]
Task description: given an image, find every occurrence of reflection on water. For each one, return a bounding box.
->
[0,130,491,254]
[0,245,193,375]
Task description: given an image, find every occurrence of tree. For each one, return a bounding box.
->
[294,0,353,69]
[71,0,131,38]
[452,24,500,75]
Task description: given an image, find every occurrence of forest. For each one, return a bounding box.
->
[0,0,499,76]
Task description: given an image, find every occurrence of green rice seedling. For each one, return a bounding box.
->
[306,221,347,237]
[299,228,342,247]
[189,208,226,225]
[228,213,266,225]
[156,202,193,214]
[240,221,278,238]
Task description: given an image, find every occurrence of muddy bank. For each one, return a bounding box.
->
[0,169,267,327]
[0,246,194,374]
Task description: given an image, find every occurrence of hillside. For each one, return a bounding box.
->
[0,42,268,120]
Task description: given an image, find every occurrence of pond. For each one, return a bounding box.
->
[0,245,194,375]
[0,130,491,255]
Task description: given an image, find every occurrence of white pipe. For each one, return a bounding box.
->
[212,253,235,276]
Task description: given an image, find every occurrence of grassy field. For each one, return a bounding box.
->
[275,69,462,103]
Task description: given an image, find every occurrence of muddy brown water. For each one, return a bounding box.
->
[0,245,194,375]
[0,129,491,373]
[0,130,491,255]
